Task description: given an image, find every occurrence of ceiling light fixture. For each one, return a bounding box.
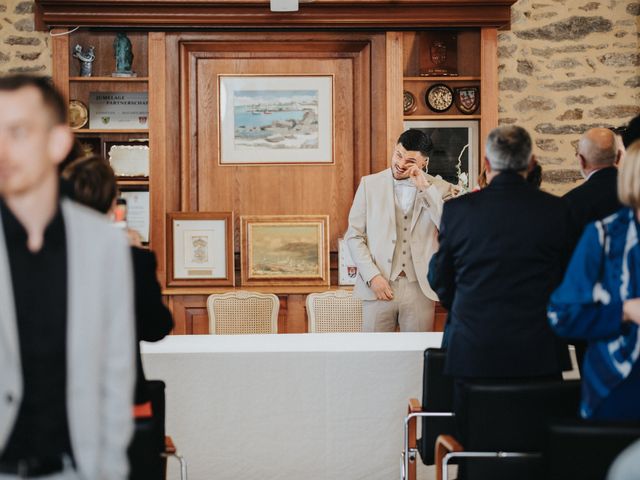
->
[270,0,299,12]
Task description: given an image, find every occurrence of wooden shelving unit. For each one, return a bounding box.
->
[69,76,149,82]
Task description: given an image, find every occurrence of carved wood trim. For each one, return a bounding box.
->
[36,1,514,30]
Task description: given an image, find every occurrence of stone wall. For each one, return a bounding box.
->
[1,0,638,194]
[0,0,50,74]
[499,0,640,195]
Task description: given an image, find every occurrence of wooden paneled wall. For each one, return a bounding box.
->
[155,32,393,332]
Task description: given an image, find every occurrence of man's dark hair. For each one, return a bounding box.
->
[0,75,67,125]
[397,129,433,157]
[623,114,640,148]
[61,155,117,214]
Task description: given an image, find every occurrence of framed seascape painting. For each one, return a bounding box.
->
[218,75,334,165]
[403,120,479,190]
[240,215,330,286]
[167,212,234,287]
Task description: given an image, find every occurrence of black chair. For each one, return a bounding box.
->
[435,379,581,480]
[402,348,455,480]
[547,419,640,480]
[129,380,187,480]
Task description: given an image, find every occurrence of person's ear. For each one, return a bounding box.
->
[578,154,588,171]
[423,156,429,172]
[48,125,74,167]
[483,156,492,174]
[528,155,537,173]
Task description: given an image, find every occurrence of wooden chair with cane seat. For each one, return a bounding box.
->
[306,290,363,333]
[206,291,279,334]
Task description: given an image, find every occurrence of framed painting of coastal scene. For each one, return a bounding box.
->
[218,75,334,164]
[241,215,330,286]
[167,212,234,287]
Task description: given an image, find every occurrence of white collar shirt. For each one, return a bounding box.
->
[393,178,417,214]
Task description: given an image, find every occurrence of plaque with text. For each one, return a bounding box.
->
[89,92,148,129]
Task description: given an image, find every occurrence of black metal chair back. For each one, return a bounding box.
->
[547,419,640,480]
[460,379,581,480]
[417,348,455,465]
[128,380,166,480]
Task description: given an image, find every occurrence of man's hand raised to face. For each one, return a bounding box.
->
[407,165,431,192]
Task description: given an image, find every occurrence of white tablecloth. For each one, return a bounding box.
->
[142,333,443,480]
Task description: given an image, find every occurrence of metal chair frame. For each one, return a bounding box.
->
[400,411,455,480]
[442,451,542,480]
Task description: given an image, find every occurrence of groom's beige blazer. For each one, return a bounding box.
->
[0,199,135,480]
[346,168,449,302]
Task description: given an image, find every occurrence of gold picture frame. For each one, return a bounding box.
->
[167,212,235,287]
[241,215,330,286]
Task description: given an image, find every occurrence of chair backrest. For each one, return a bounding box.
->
[460,379,581,480]
[128,380,166,480]
[306,290,363,333]
[418,348,456,465]
[547,419,640,480]
[207,291,279,334]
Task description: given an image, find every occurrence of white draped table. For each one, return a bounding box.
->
[142,333,443,480]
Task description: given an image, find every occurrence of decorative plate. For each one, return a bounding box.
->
[68,100,88,129]
[454,86,480,114]
[425,84,453,113]
[403,90,417,115]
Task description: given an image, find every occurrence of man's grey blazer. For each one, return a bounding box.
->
[0,199,135,480]
[345,168,446,302]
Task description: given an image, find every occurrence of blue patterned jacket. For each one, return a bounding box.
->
[548,208,640,418]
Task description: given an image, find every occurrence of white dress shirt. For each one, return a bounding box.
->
[393,178,417,214]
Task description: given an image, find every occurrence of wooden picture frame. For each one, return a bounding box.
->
[241,215,330,286]
[218,74,334,165]
[167,212,234,287]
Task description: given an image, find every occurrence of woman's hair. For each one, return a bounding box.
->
[618,140,640,208]
[61,155,117,214]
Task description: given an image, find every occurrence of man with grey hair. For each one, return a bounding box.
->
[564,127,623,240]
[430,126,573,437]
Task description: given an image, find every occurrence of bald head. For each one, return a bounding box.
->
[577,128,618,171]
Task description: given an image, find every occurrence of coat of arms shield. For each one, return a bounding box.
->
[454,87,480,114]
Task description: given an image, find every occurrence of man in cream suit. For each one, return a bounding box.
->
[346,129,452,331]
[0,76,134,479]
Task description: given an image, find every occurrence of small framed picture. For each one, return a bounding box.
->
[119,191,149,243]
[240,215,330,286]
[75,135,101,156]
[338,238,358,286]
[104,140,149,178]
[167,212,234,287]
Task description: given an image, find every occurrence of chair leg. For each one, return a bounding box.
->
[162,451,188,480]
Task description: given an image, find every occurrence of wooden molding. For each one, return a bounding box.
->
[36,0,515,30]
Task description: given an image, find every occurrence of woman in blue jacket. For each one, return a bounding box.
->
[548,141,640,421]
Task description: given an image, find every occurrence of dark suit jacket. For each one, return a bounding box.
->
[430,172,572,378]
[132,247,174,404]
[564,166,622,241]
